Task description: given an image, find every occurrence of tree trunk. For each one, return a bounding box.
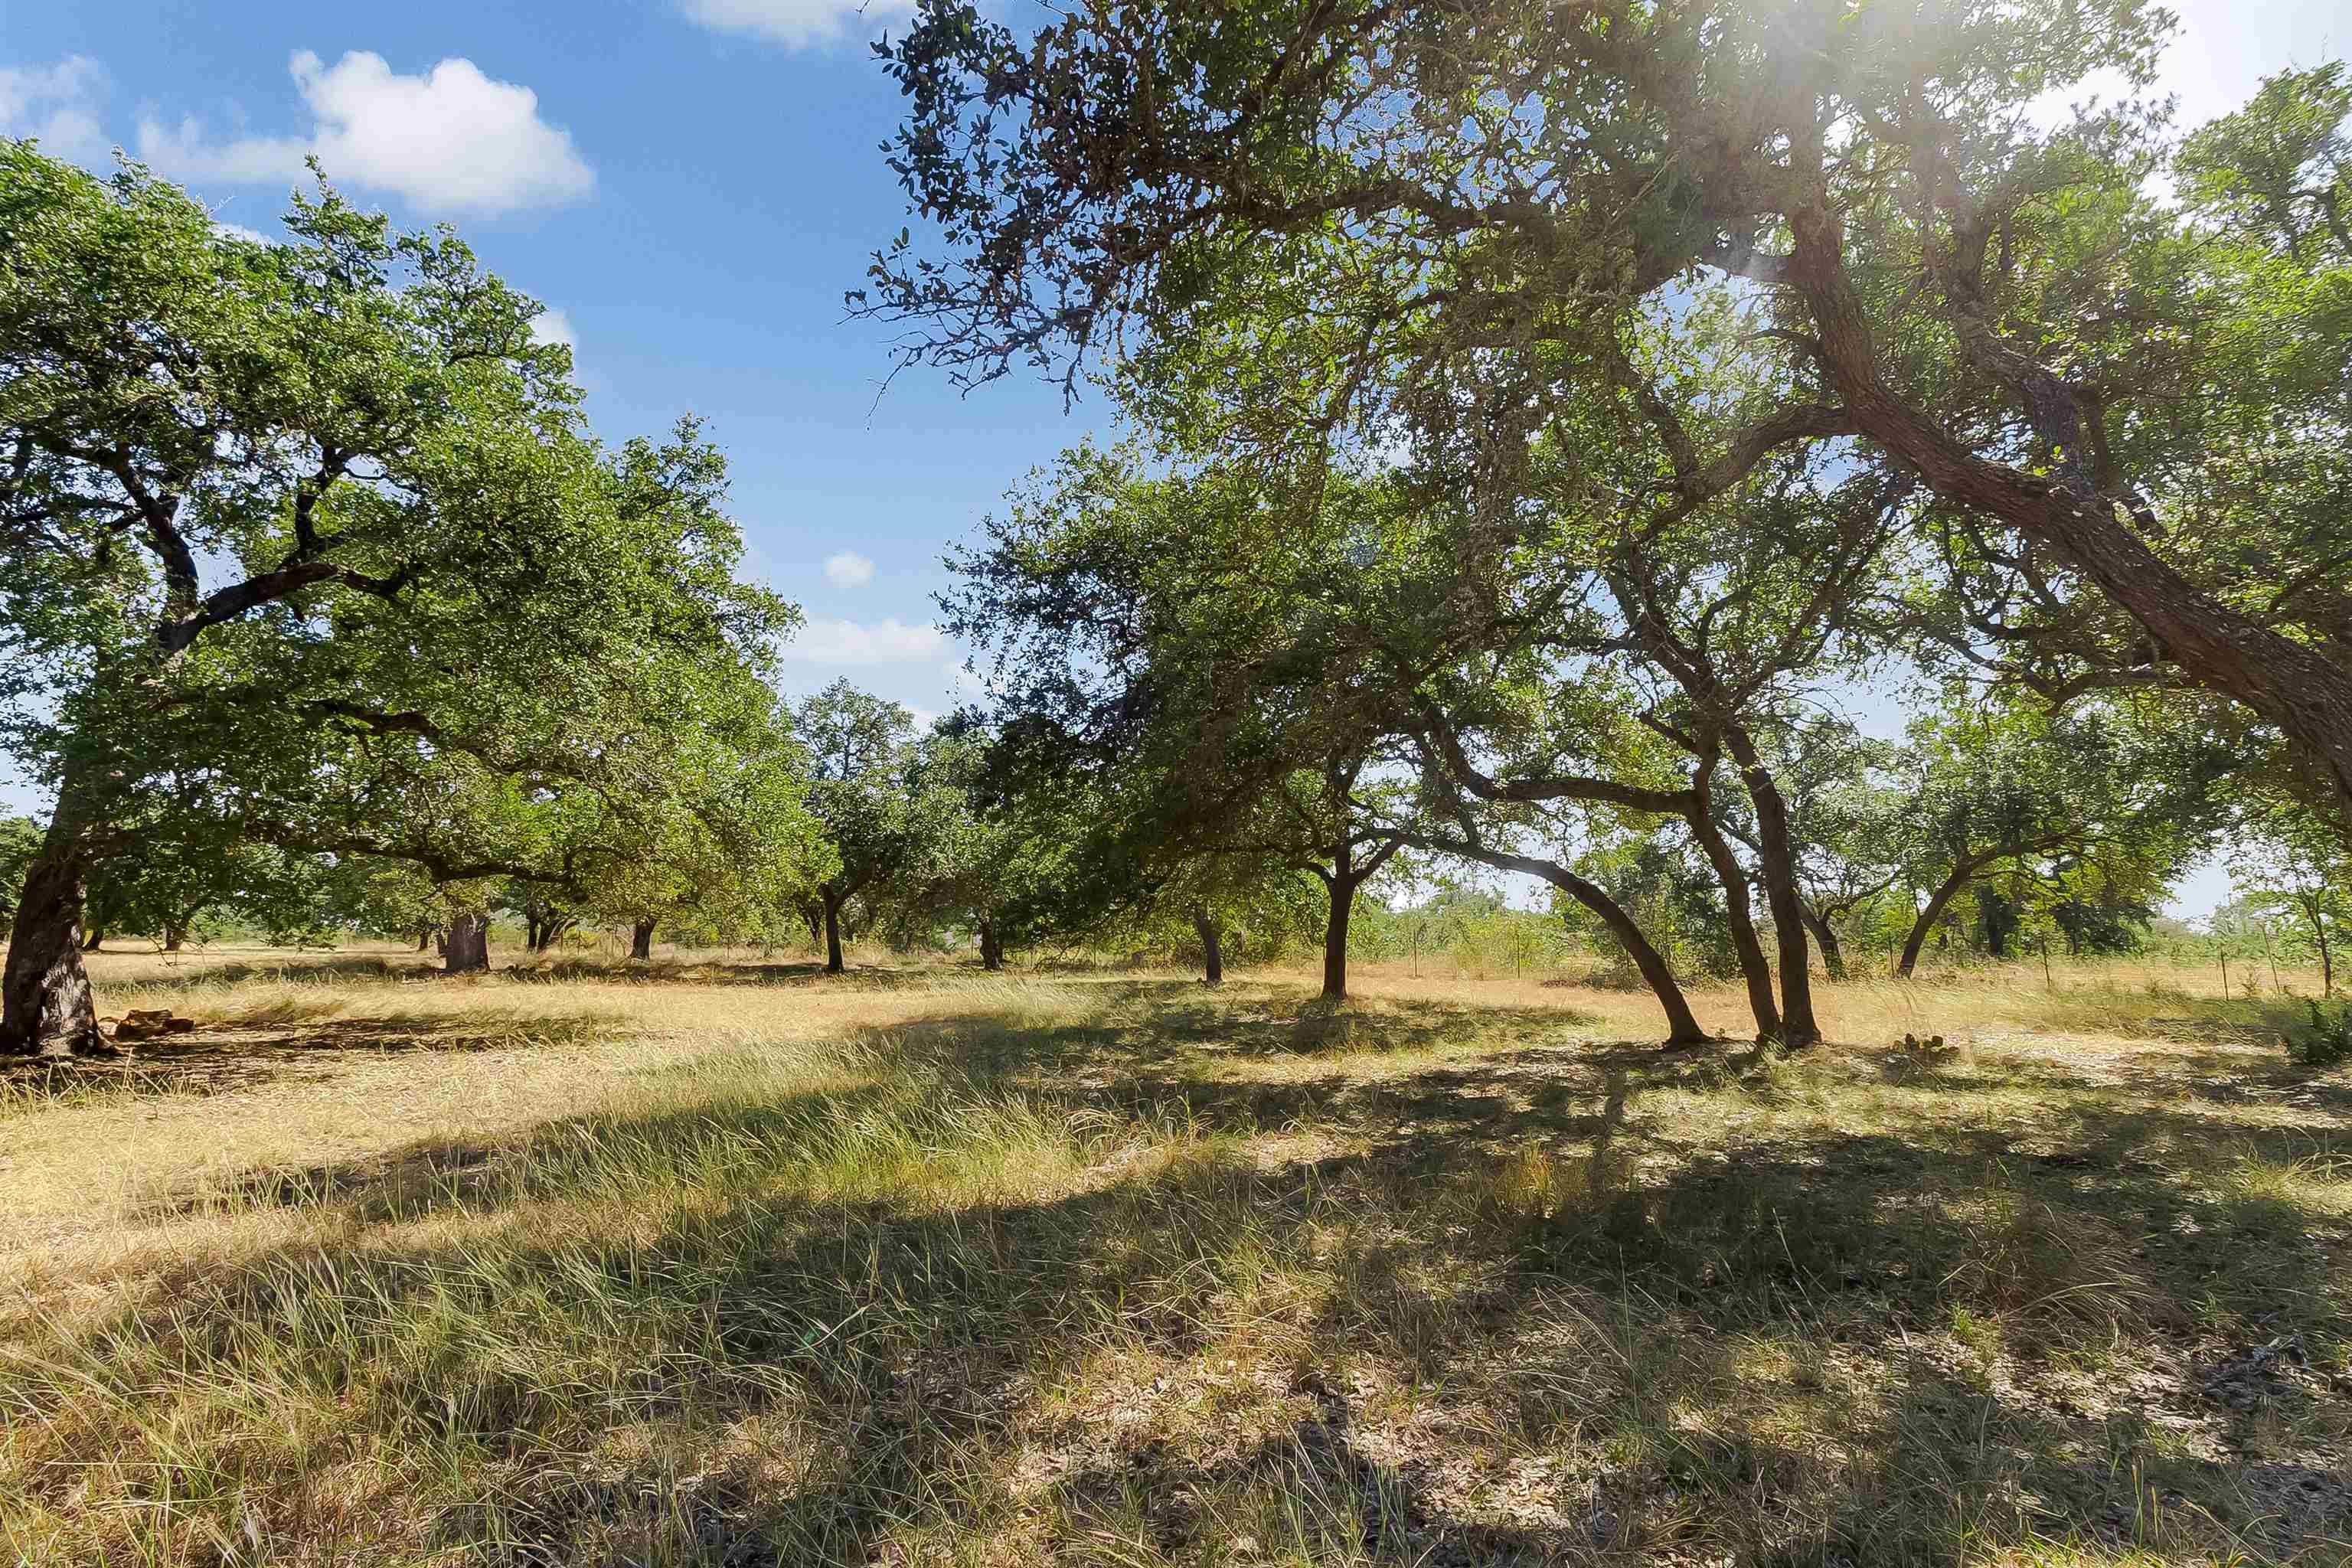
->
[1896,867,1978,978]
[1191,905,1223,985]
[1319,836,1361,1001]
[1686,774,1782,1042]
[0,812,103,1058]
[1723,727,1821,1047]
[630,918,655,962]
[1423,839,1704,1043]
[1802,906,1847,980]
[1795,214,2352,822]
[1552,872,1706,1045]
[414,927,432,952]
[822,887,845,974]
[526,909,573,953]
[978,917,1004,972]
[162,921,184,953]
[444,910,491,975]
[2307,892,2334,995]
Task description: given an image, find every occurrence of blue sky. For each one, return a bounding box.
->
[5,0,1094,737]
[3,0,2344,916]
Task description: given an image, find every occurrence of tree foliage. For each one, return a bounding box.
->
[0,145,801,1048]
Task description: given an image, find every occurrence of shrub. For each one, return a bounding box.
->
[2284,998,2352,1071]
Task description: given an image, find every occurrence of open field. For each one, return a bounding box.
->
[4,947,2350,1565]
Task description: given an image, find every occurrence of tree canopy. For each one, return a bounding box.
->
[0,145,805,1050]
[861,0,2352,823]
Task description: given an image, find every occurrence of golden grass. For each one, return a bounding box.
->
[1,945,2347,1565]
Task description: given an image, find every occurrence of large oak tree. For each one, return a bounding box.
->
[858,0,2352,825]
[0,147,795,1053]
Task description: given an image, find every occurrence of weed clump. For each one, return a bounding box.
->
[2283,998,2352,1071]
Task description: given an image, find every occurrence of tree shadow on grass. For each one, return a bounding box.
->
[90,953,435,992]
[2,1008,626,1107]
[14,991,2352,1563]
[51,1106,2352,1562]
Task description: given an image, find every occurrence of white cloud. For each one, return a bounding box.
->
[0,57,109,165]
[136,51,593,215]
[823,550,875,589]
[681,0,915,49]
[528,306,577,349]
[135,116,305,183]
[783,616,945,665]
[210,219,273,244]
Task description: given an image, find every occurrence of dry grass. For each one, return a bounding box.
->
[2,945,2348,1566]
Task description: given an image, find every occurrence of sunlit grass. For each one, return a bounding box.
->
[2,945,2346,1563]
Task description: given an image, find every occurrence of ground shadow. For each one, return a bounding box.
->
[2,1008,622,1105]
[13,984,2352,1563]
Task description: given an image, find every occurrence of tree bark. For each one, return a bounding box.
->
[1686,771,1782,1043]
[0,812,104,1057]
[821,887,845,974]
[162,922,184,953]
[1723,726,1821,1047]
[630,918,655,962]
[2304,891,2335,995]
[1792,210,2352,822]
[1801,906,1847,981]
[1400,835,1707,1045]
[1318,837,1358,1001]
[444,910,491,975]
[978,917,1004,972]
[1896,867,1981,978]
[1191,905,1223,985]
[414,927,433,953]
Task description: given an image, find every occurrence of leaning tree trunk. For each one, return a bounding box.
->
[630,918,655,961]
[1721,728,1821,1046]
[1420,839,1707,1045]
[1895,867,1979,979]
[821,888,845,975]
[1687,778,1782,1044]
[1191,905,1223,985]
[2308,892,2336,995]
[1801,907,1847,981]
[0,814,105,1058]
[1550,871,1707,1046]
[1797,216,2352,825]
[525,910,573,953]
[444,910,492,975]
